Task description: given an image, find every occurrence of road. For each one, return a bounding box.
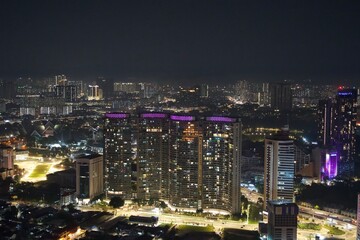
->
[241,187,356,239]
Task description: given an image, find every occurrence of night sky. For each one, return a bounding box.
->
[1,0,360,84]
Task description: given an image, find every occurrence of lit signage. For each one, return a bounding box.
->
[338,92,353,96]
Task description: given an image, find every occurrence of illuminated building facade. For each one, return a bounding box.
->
[202,117,242,213]
[137,113,170,200]
[334,88,357,176]
[169,115,202,209]
[264,128,295,207]
[75,154,104,200]
[267,200,299,240]
[104,113,135,199]
[0,144,15,180]
[318,99,335,146]
[321,149,338,180]
[103,112,242,214]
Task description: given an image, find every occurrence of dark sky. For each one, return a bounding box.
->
[1,0,360,84]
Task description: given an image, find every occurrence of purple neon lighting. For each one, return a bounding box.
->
[105,113,128,118]
[338,92,353,96]
[323,151,338,180]
[170,115,195,121]
[206,116,236,122]
[141,113,167,118]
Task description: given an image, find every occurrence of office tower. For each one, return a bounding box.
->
[137,113,170,200]
[334,88,357,176]
[267,200,299,240]
[55,85,78,102]
[202,116,242,214]
[75,153,104,200]
[104,113,135,199]
[264,128,295,206]
[270,82,292,111]
[88,84,103,100]
[357,193,360,240]
[169,115,202,209]
[318,99,335,146]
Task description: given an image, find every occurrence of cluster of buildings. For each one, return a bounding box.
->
[104,113,241,214]
[233,79,340,109]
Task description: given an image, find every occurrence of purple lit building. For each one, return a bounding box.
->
[321,150,338,180]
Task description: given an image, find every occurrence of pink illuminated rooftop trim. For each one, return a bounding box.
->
[105,113,129,118]
[206,116,236,122]
[141,113,167,118]
[170,115,195,121]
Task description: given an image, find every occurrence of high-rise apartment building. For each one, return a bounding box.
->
[169,115,202,210]
[270,83,292,111]
[264,128,295,206]
[0,144,15,180]
[137,113,170,200]
[55,85,78,102]
[75,153,104,200]
[202,116,242,214]
[267,200,299,240]
[104,112,242,214]
[104,113,135,199]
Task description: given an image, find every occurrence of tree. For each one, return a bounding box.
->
[241,195,249,210]
[109,196,125,208]
[159,201,168,209]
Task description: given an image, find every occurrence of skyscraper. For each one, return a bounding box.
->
[267,200,299,240]
[270,83,292,111]
[318,99,335,146]
[334,88,357,176]
[264,128,295,206]
[104,113,135,199]
[202,116,242,214]
[169,115,202,210]
[137,113,170,200]
[75,153,104,200]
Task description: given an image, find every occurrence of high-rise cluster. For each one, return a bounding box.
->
[104,113,242,214]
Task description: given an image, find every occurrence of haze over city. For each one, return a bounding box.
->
[1,0,360,84]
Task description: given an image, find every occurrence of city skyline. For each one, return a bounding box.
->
[1,1,360,84]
